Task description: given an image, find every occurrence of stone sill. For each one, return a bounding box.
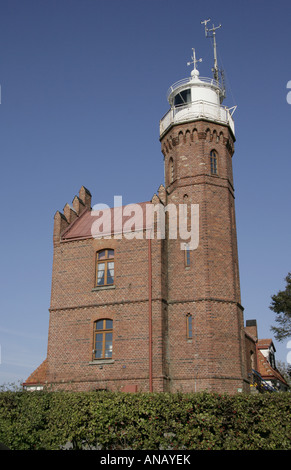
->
[89,360,115,365]
[91,285,115,292]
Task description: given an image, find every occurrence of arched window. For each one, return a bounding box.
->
[169,157,174,184]
[94,319,113,359]
[210,150,218,175]
[96,249,114,287]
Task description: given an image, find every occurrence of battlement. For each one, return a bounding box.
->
[53,186,92,245]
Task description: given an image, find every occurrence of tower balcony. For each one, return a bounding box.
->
[159,99,235,138]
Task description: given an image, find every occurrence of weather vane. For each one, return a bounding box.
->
[187,48,202,74]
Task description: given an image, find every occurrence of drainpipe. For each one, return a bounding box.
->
[148,237,153,392]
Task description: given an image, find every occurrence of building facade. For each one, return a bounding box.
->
[24,39,287,394]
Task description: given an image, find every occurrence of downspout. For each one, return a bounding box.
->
[148,237,153,392]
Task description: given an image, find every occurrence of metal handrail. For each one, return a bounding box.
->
[167,76,222,100]
[252,369,278,393]
[159,98,236,138]
[160,99,233,125]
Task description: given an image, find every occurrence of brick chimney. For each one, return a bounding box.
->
[245,320,258,341]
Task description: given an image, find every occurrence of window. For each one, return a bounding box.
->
[184,243,190,267]
[96,249,114,287]
[169,157,174,184]
[269,351,276,369]
[174,88,191,107]
[94,319,113,359]
[210,150,218,175]
[186,314,193,339]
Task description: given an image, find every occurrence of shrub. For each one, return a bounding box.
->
[0,391,290,450]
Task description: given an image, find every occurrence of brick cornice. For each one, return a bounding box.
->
[167,173,235,197]
[49,296,244,312]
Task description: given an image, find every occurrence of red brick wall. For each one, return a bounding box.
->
[47,234,168,392]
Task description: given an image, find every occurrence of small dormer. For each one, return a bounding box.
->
[257,339,276,369]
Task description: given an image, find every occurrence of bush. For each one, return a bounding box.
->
[0,391,290,450]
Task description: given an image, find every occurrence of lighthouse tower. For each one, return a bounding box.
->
[160,21,248,393]
[23,20,251,394]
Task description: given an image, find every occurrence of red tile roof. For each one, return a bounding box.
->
[256,349,288,386]
[62,202,153,241]
[257,338,275,350]
[23,358,48,386]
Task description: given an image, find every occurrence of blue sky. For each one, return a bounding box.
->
[0,0,290,386]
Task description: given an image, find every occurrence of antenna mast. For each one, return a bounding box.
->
[201,18,223,84]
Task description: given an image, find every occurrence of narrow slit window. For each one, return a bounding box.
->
[186,314,193,339]
[184,244,190,267]
[210,150,218,175]
[169,157,174,184]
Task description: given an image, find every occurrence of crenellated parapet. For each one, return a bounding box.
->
[53,186,92,246]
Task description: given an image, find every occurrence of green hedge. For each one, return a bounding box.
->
[0,391,290,450]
